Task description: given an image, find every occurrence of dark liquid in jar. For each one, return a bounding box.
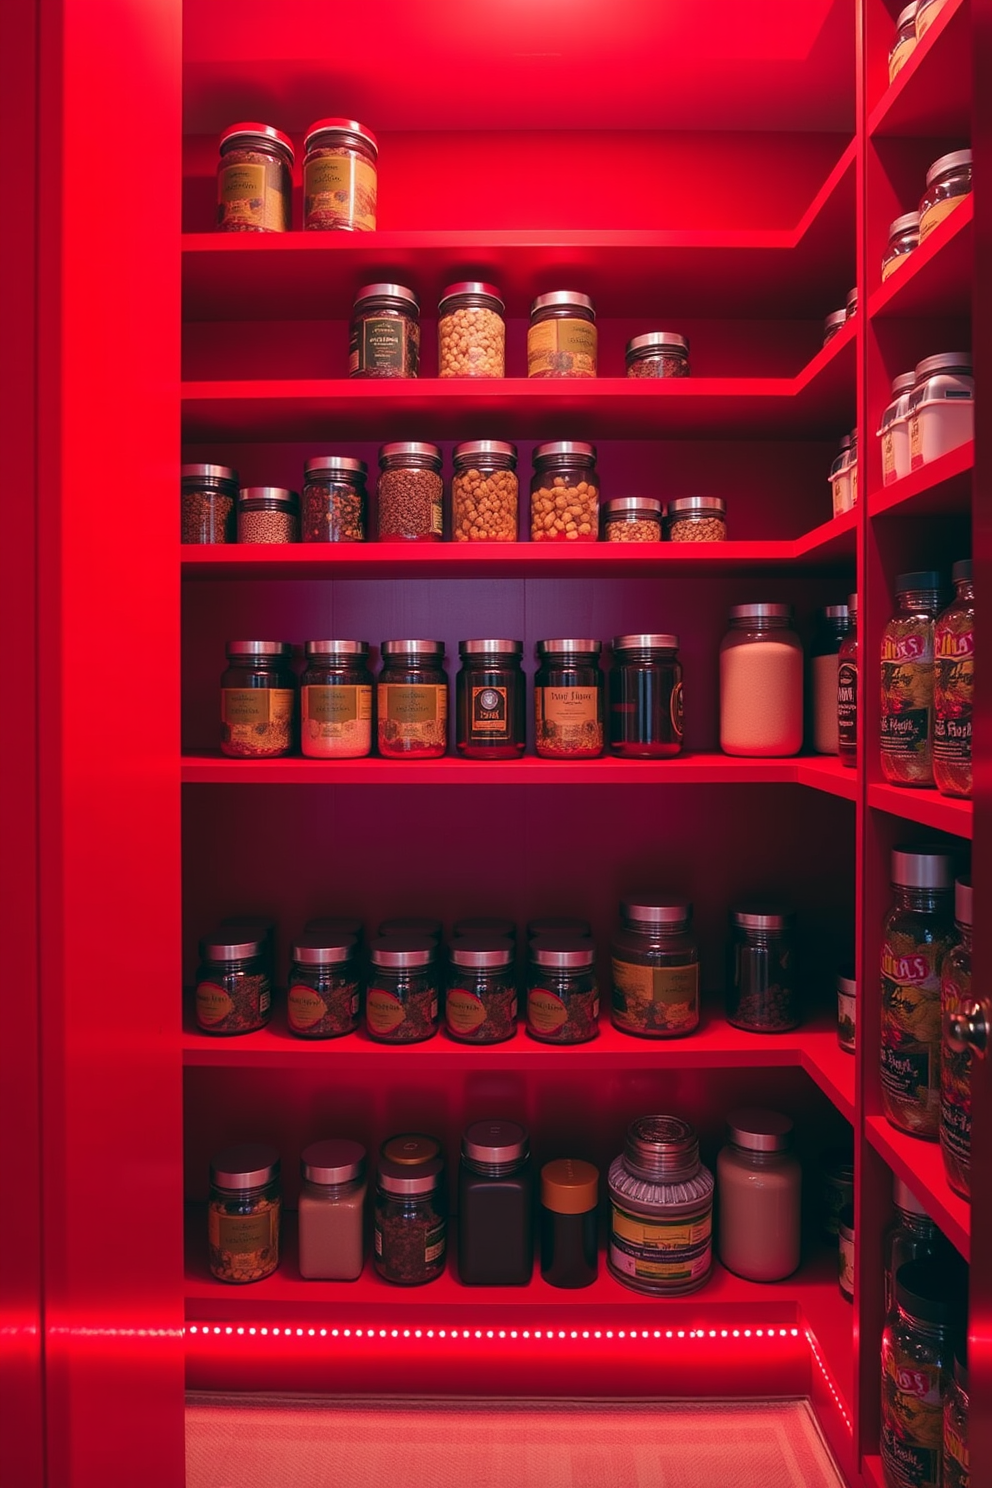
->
[610,655,683,758]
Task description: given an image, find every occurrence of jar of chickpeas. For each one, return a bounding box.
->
[438,282,505,378]
[530,442,599,543]
[451,441,518,542]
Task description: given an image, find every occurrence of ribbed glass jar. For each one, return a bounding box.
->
[438,282,505,378]
[664,496,727,543]
[195,933,271,1035]
[374,1138,446,1286]
[451,440,517,542]
[237,487,299,543]
[377,442,443,541]
[287,932,361,1039]
[602,497,663,543]
[181,463,238,544]
[608,1115,714,1296]
[526,936,599,1044]
[445,936,517,1044]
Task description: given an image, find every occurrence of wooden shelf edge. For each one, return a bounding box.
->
[865,1115,970,1261]
[867,782,972,839]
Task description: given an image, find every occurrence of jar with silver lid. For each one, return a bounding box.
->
[195,932,271,1035]
[625,331,690,379]
[181,463,238,544]
[208,1144,281,1283]
[889,3,918,82]
[608,1115,714,1296]
[456,639,526,759]
[446,935,517,1044]
[530,441,600,542]
[438,282,505,378]
[881,211,920,281]
[457,1120,532,1285]
[303,117,377,233]
[377,641,447,758]
[287,932,361,1039]
[534,638,604,760]
[298,1139,367,1281]
[526,935,599,1044]
[602,497,662,543]
[217,123,293,233]
[451,440,517,542]
[727,903,798,1032]
[665,496,727,543]
[237,487,299,543]
[527,291,597,378]
[610,634,684,758]
[377,442,443,541]
[349,284,420,379]
[302,456,367,543]
[301,639,373,760]
[220,640,295,759]
[919,149,972,243]
[611,894,699,1038]
[717,1109,801,1283]
[828,433,853,516]
[823,308,848,346]
[846,286,858,318]
[908,353,974,471]
[365,935,439,1044]
[374,1138,446,1286]
[877,371,918,485]
[719,603,803,758]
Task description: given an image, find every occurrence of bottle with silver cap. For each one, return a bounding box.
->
[717,1108,801,1283]
[374,1134,446,1286]
[446,935,518,1044]
[727,902,798,1032]
[881,212,921,282]
[883,1174,939,1316]
[287,932,361,1039]
[195,930,272,1035]
[349,283,420,378]
[812,603,851,754]
[377,640,447,758]
[181,462,238,544]
[534,638,604,759]
[300,640,373,759]
[610,893,699,1037]
[609,634,684,758]
[624,331,690,379]
[220,640,295,759]
[451,440,517,541]
[298,1139,367,1280]
[216,122,293,233]
[365,935,439,1044]
[941,876,973,1197]
[438,282,506,378]
[720,604,803,757]
[527,290,597,378]
[608,1115,714,1295]
[208,1143,281,1283]
[456,639,526,759]
[457,1119,532,1285]
[301,456,367,543]
[919,149,972,243]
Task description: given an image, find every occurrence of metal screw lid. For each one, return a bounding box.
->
[304,639,369,658]
[846,287,858,314]
[452,440,516,464]
[452,916,516,939]
[526,917,591,938]
[304,456,368,478]
[200,933,265,961]
[529,934,596,969]
[623,1115,701,1182]
[379,916,443,939]
[219,122,294,160]
[210,1143,281,1189]
[459,639,524,656]
[225,640,292,658]
[439,282,504,311]
[369,935,436,968]
[952,559,973,583]
[378,442,442,467]
[728,603,792,622]
[896,570,943,593]
[536,638,602,656]
[462,1119,529,1166]
[602,497,663,518]
[822,604,850,620]
[540,1157,599,1213]
[291,932,357,966]
[621,893,692,926]
[891,371,917,396]
[824,309,847,330]
[925,149,973,186]
[727,1107,794,1153]
[181,463,238,484]
[955,877,972,926]
[914,353,972,382]
[381,1133,442,1167]
[666,496,727,516]
[380,639,445,658]
[303,117,378,154]
[612,634,680,651]
[890,843,958,890]
[354,283,419,309]
[238,487,299,506]
[887,211,921,239]
[301,1138,366,1186]
[530,290,595,315]
[625,331,689,356]
[377,1154,444,1195]
[893,1175,929,1216]
[731,902,795,930]
[533,440,596,462]
[449,934,514,968]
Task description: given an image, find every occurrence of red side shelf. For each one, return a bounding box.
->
[867,441,973,518]
[867,782,972,839]
[865,1115,970,1261]
[867,194,973,321]
[867,0,970,138]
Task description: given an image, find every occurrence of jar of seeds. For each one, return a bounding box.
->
[602,497,662,543]
[181,464,238,544]
[377,442,443,542]
[302,457,367,543]
[287,932,362,1039]
[451,441,518,541]
[665,496,727,543]
[300,639,373,759]
[625,332,690,378]
[727,903,798,1032]
[303,117,377,232]
[530,441,599,543]
[527,292,597,378]
[526,935,599,1044]
[208,1144,281,1283]
[350,284,420,378]
[237,487,299,543]
[195,931,271,1035]
[365,936,440,1044]
[377,640,447,758]
[446,935,518,1044]
[220,640,295,759]
[216,123,293,233]
[438,282,505,378]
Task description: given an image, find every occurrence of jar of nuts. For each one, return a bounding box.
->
[451,441,518,542]
[625,332,690,379]
[527,292,597,378]
[664,496,727,543]
[602,497,663,543]
[349,284,420,379]
[377,442,443,542]
[181,463,238,544]
[438,282,506,378]
[216,122,293,233]
[530,442,599,543]
[221,640,295,759]
[303,117,377,233]
[237,487,299,543]
[302,456,367,543]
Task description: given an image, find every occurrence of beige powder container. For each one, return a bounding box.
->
[717,1108,802,1282]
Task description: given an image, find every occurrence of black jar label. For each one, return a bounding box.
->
[837,659,857,746]
[470,684,509,736]
[350,317,416,375]
[880,707,929,753]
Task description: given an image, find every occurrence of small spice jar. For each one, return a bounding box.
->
[237,487,299,544]
[933,560,974,799]
[298,1139,367,1281]
[665,496,727,543]
[301,457,367,543]
[941,877,973,1197]
[611,894,699,1038]
[889,3,919,81]
[527,291,597,378]
[438,282,505,378]
[457,1120,532,1286]
[446,935,518,1044]
[608,1115,714,1296]
[526,935,599,1044]
[819,1146,854,1239]
[534,639,604,760]
[609,634,684,759]
[881,571,945,786]
[838,592,859,767]
[540,1158,599,1289]
[456,639,526,760]
[349,284,420,379]
[625,331,690,378]
[377,442,443,542]
[220,640,295,759]
[943,1345,970,1488]
[451,440,518,542]
[877,372,917,485]
[287,932,361,1039]
[720,603,803,758]
[302,118,377,233]
[377,641,447,758]
[216,123,293,233]
[881,211,921,281]
[881,1260,964,1488]
[727,903,798,1032]
[837,968,857,1052]
[919,150,973,243]
[181,463,238,544]
[374,1136,446,1286]
[195,931,271,1035]
[717,1108,802,1283]
[530,441,599,543]
[365,936,439,1044]
[602,497,663,543]
[823,309,847,345]
[208,1144,281,1283]
[300,639,373,760]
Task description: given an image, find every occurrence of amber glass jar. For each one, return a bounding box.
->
[365,936,440,1044]
[349,284,420,379]
[933,560,974,799]
[456,640,526,759]
[301,639,373,759]
[438,282,505,378]
[303,118,377,232]
[534,639,603,759]
[527,291,597,378]
[220,640,294,759]
[377,640,447,758]
[625,332,690,378]
[216,123,293,233]
[302,457,367,543]
[940,877,973,1197]
[377,443,443,542]
[919,149,972,243]
[611,895,699,1038]
[530,441,599,543]
[208,1144,281,1283]
[446,936,517,1044]
[602,497,663,543]
[526,936,599,1044]
[195,933,271,1035]
[287,932,361,1039]
[451,441,517,542]
[181,464,238,544]
[609,634,684,758]
[881,571,944,787]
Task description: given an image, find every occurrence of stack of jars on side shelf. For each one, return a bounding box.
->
[875,356,974,487]
[879,146,972,283]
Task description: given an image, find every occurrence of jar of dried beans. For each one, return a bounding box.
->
[933,560,973,798]
[609,634,684,759]
[451,440,518,541]
[527,292,597,378]
[608,1115,714,1296]
[530,441,599,543]
[220,640,295,759]
[602,497,663,543]
[377,640,447,758]
[534,639,603,759]
[611,895,699,1038]
[216,123,293,233]
[919,150,972,243]
[727,903,798,1032]
[526,935,599,1045]
[941,877,973,1197]
[303,118,377,232]
[208,1144,281,1283]
[301,639,373,759]
[302,457,367,543]
[720,604,803,757]
[195,931,271,1035]
[446,936,518,1044]
[881,571,944,786]
[377,443,443,542]
[456,640,526,760]
[625,331,690,378]
[237,487,299,544]
[350,284,420,378]
[365,936,440,1044]
[882,212,921,281]
[287,932,361,1039]
[664,496,727,543]
[374,1137,446,1286]
[181,463,238,544]
[438,282,505,378]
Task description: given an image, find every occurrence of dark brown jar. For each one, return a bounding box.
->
[540,1158,599,1288]
[377,640,447,758]
[216,122,293,233]
[374,1136,446,1286]
[349,284,420,379]
[609,634,684,758]
[303,118,377,232]
[534,639,604,759]
[302,457,367,543]
[220,640,295,759]
[456,640,526,759]
[287,932,361,1039]
[526,936,599,1044]
[181,464,238,544]
[446,936,517,1044]
[457,1120,532,1285]
[195,933,271,1035]
[365,936,439,1044]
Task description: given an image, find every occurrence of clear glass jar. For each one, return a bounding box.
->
[374,1138,446,1286]
[717,1108,801,1283]
[377,442,443,542]
[534,638,603,759]
[933,560,974,798]
[287,932,361,1039]
[438,282,505,378]
[609,634,684,758]
[881,572,944,786]
[665,496,727,543]
[837,968,857,1052]
[727,903,798,1032]
[847,286,858,318]
[940,877,973,1196]
[540,1158,599,1288]
[446,936,517,1044]
[237,486,299,543]
[881,1259,962,1488]
[302,457,367,543]
[880,845,957,1138]
[298,1139,367,1281]
[530,441,599,543]
[209,1144,281,1282]
[812,603,851,755]
[838,593,858,767]
[720,603,803,758]
[610,894,699,1038]
[919,149,972,243]
[882,212,921,281]
[349,284,420,379]
[943,1348,969,1488]
[625,331,690,378]
[608,1115,714,1296]
[451,440,517,542]
[456,640,526,760]
[377,642,447,756]
[884,1176,939,1317]
[829,435,854,517]
[823,309,847,345]
[527,291,597,378]
[195,932,271,1035]
[878,372,917,486]
[220,640,295,759]
[916,0,948,40]
[301,639,373,760]
[216,123,293,233]
[526,935,599,1044]
[889,3,918,82]
[457,1120,532,1285]
[303,118,377,233]
[365,936,439,1044]
[602,497,663,543]
[181,463,238,544]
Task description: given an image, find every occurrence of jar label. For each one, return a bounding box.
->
[304,154,376,231]
[527,987,569,1034]
[909,414,923,468]
[882,430,898,483]
[880,705,930,755]
[837,989,857,1050]
[609,1201,712,1286]
[424,1222,446,1265]
[670,680,684,739]
[470,684,509,736]
[222,688,294,727]
[837,659,857,747]
[287,984,328,1031]
[838,1231,855,1297]
[195,981,235,1027]
[882,255,909,283]
[919,194,965,244]
[611,959,699,1035]
[880,1041,932,1103]
[535,687,603,755]
[218,162,288,233]
[366,988,407,1035]
[527,318,597,377]
[380,684,441,725]
[881,1335,943,1488]
[350,316,414,376]
[303,684,371,726]
[445,987,488,1034]
[933,638,973,771]
[209,1207,278,1258]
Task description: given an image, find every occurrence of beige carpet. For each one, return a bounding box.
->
[186,1394,848,1487]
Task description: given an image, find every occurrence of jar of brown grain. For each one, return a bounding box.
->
[237,487,299,543]
[181,464,238,544]
[377,443,443,542]
[452,441,518,542]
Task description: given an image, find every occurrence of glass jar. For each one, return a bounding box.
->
[940,877,973,1196]
[838,594,859,767]
[878,372,917,486]
[540,1158,599,1288]
[300,639,373,760]
[527,291,597,378]
[720,603,803,758]
[446,936,517,1044]
[608,1115,714,1296]
[819,1147,854,1238]
[208,1144,281,1282]
[301,456,367,543]
[365,936,439,1044]
[881,571,944,786]
[829,435,854,517]
[837,968,857,1052]
[457,1120,532,1285]
[195,932,271,1035]
[880,844,957,1138]
[237,486,299,543]
[374,1138,446,1286]
[181,463,238,544]
[908,353,974,470]
[943,1347,969,1488]
[881,1259,963,1488]
[530,441,599,543]
[610,894,699,1038]
[287,932,361,1039]
[456,639,526,760]
[625,331,690,378]
[919,150,973,243]
[916,0,949,40]
[609,634,684,758]
[847,286,858,318]
[451,440,517,542]
[812,604,851,754]
[602,497,663,543]
[216,123,293,233]
[838,1204,855,1301]
[823,309,847,345]
[884,1176,939,1316]
[717,1108,801,1283]
[438,282,505,378]
[298,1139,367,1281]
[665,496,727,543]
[377,641,448,758]
[377,442,443,542]
[933,560,974,798]
[220,640,295,759]
[349,284,420,379]
[727,903,798,1032]
[882,212,921,281]
[534,639,604,759]
[889,3,918,82]
[526,935,599,1044]
[303,118,377,232]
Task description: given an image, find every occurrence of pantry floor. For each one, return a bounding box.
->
[185,1394,849,1487]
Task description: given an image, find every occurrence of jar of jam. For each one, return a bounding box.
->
[302,457,367,543]
[287,932,361,1039]
[237,487,299,543]
[940,876,973,1195]
[526,936,599,1044]
[195,932,271,1035]
[365,936,440,1044]
[664,496,727,543]
[534,639,603,759]
[527,291,597,378]
[608,1115,714,1296]
[624,331,690,378]
[609,634,684,758]
[456,640,526,760]
[451,440,517,542]
[438,282,506,378]
[530,441,599,543]
[377,640,447,758]
[208,1144,281,1283]
[216,123,293,233]
[220,640,295,759]
[349,284,420,379]
[727,903,798,1032]
[602,497,663,543]
[611,894,699,1038]
[374,1136,446,1286]
[181,463,238,544]
[301,639,373,760]
[377,443,443,542]
[881,212,921,281]
[933,559,974,799]
[303,118,377,232]
[919,150,972,244]
[446,936,517,1044]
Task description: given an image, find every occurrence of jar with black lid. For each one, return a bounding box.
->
[602,497,663,543]
[237,487,299,543]
[609,634,684,758]
[526,935,599,1044]
[195,933,271,1035]
[374,1136,446,1286]
[625,331,690,379]
[220,640,295,759]
[611,894,699,1038]
[208,1144,281,1283]
[303,117,377,233]
[349,284,420,379]
[608,1115,714,1295]
[727,903,798,1032]
[302,457,367,543]
[365,936,439,1044]
[456,640,526,759]
[527,291,597,378]
[217,123,293,233]
[540,1158,599,1288]
[438,282,506,378]
[530,441,599,542]
[446,935,517,1044]
[534,639,604,759]
[881,1259,966,1488]
[287,932,361,1039]
[377,640,447,758]
[181,464,238,544]
[300,639,373,759]
[458,1120,532,1285]
[377,443,443,542]
[451,440,518,542]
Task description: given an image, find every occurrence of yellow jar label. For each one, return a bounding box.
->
[196,981,235,1027]
[919,193,966,243]
[381,683,442,725]
[888,37,916,83]
[303,684,371,726]
[304,154,377,231]
[366,988,407,1035]
[446,987,488,1034]
[882,429,896,482]
[916,1,945,40]
[527,987,569,1034]
[527,318,598,377]
[881,254,910,282]
[611,959,699,1034]
[218,162,288,233]
[287,984,327,1031]
[209,1206,278,1257]
[222,688,294,726]
[610,1201,712,1284]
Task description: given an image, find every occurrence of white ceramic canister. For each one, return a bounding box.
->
[908,353,974,471]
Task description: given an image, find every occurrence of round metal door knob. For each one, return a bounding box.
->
[944,1000,990,1059]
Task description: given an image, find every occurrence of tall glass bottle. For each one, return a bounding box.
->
[933,560,974,799]
[940,877,973,1197]
[837,592,858,768]
[880,571,944,786]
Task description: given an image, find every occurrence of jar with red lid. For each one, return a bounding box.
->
[350,285,420,379]
[377,640,448,758]
[216,122,293,233]
[303,118,377,232]
[438,283,505,378]
[534,639,604,759]
[530,441,599,543]
[365,936,440,1044]
[456,640,526,759]
[526,936,599,1044]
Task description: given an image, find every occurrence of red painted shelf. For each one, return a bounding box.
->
[867,440,973,518]
[862,1455,886,1488]
[867,781,972,839]
[868,0,970,139]
[867,194,973,321]
[865,1115,970,1261]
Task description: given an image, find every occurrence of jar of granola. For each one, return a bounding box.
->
[195,932,272,1035]
[366,937,439,1044]
[446,935,518,1044]
[530,442,599,542]
[377,640,447,758]
[349,285,420,379]
[527,292,597,378]
[216,123,293,233]
[881,212,921,281]
[625,332,690,378]
[534,639,604,760]
[526,936,599,1044]
[301,639,373,759]
[451,441,517,542]
[438,283,505,378]
[303,118,377,232]
[181,464,238,544]
[377,443,443,541]
[940,877,973,1196]
[881,571,945,787]
[933,560,974,798]
[220,640,295,759]
[919,150,972,244]
[611,895,699,1038]
[665,496,727,543]
[287,932,361,1039]
[208,1144,281,1283]
[602,497,662,543]
[302,457,367,543]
